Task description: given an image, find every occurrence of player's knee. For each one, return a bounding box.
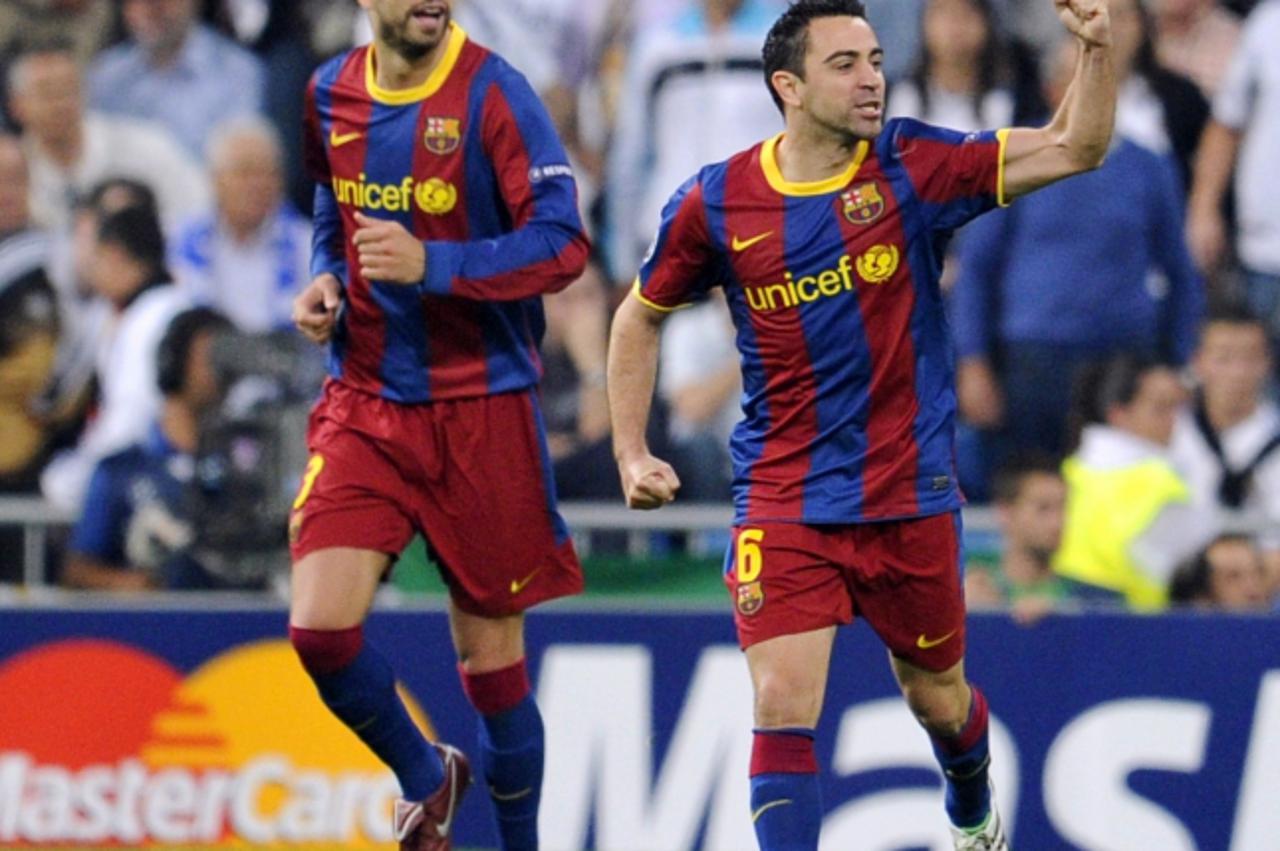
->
[289,624,363,676]
[753,670,823,728]
[902,678,969,737]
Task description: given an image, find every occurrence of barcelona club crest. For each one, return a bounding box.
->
[841,181,885,225]
[737,581,764,616]
[423,117,461,155]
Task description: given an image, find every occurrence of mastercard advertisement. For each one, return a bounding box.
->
[0,636,436,847]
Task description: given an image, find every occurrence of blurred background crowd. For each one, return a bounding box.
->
[0,0,1277,617]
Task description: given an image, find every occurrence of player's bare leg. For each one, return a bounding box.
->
[288,548,457,849]
[449,603,543,850]
[743,627,836,851]
[891,655,1006,849]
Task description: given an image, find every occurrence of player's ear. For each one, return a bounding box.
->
[770,70,804,111]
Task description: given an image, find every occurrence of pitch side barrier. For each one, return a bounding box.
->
[0,604,1276,849]
[0,498,998,587]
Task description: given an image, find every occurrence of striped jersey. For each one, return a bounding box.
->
[303,23,589,402]
[636,118,1009,524]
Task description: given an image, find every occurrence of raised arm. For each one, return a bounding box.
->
[1001,0,1115,201]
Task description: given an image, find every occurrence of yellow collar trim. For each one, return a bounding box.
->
[365,22,467,105]
[760,133,869,196]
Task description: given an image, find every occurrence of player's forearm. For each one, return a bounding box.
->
[1188,122,1240,216]
[419,221,591,301]
[1057,44,1115,170]
[311,185,347,285]
[607,296,665,462]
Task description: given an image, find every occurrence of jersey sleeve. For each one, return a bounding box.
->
[303,73,347,287]
[632,175,720,312]
[302,73,331,184]
[884,117,1010,233]
[418,65,590,301]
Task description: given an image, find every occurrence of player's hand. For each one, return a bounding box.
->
[1186,203,1227,273]
[293,274,343,345]
[353,212,427,285]
[1055,0,1111,48]
[618,452,681,510]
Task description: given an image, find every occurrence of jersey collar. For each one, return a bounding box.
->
[760,133,869,196]
[365,22,467,105]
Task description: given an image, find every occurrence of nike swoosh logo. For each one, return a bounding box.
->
[751,798,793,822]
[916,630,957,650]
[510,567,544,594]
[490,785,534,802]
[731,231,773,252]
[437,749,458,837]
[329,129,362,147]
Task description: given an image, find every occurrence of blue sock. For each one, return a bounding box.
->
[479,696,543,850]
[930,685,992,829]
[311,642,444,800]
[750,729,822,851]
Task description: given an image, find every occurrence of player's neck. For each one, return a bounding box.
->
[371,34,451,93]
[775,123,863,185]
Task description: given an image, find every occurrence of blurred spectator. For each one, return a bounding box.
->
[0,133,59,496]
[40,205,189,512]
[1171,302,1280,544]
[1187,1,1280,336]
[658,293,740,501]
[541,260,617,501]
[87,0,265,160]
[607,0,781,281]
[62,307,259,591]
[862,0,925,82]
[887,0,1032,133]
[1168,533,1272,610]
[1054,356,1215,610]
[207,0,318,212]
[0,0,114,67]
[1106,0,1208,191]
[170,118,310,332]
[965,452,1110,622]
[950,36,1205,495]
[6,39,210,231]
[1151,0,1241,98]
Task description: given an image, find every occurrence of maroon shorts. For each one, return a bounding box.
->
[724,513,966,671]
[289,379,583,616]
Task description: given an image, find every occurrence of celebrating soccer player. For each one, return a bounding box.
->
[287,1,589,848]
[607,1,1115,849]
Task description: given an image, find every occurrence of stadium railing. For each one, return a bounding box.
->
[0,496,998,588]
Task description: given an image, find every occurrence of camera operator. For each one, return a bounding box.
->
[62,307,252,591]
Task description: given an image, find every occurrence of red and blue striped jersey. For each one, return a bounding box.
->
[303,23,589,402]
[636,118,1009,524]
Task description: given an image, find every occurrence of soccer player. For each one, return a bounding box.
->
[606,1,1115,849]
[288,0,589,848]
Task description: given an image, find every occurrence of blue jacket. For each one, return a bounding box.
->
[951,138,1204,363]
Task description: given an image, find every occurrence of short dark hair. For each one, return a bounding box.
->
[97,204,167,274]
[156,307,232,396]
[991,450,1063,505]
[762,0,869,114]
[80,176,159,219]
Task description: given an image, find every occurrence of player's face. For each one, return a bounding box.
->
[1005,472,1066,562]
[1109,367,1186,447]
[361,0,452,61]
[1194,322,1270,409]
[798,16,886,141]
[0,138,29,233]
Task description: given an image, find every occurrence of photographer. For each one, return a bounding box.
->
[63,307,243,591]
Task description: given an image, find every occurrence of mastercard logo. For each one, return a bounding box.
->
[0,638,435,847]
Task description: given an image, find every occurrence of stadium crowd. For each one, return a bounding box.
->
[0,0,1277,614]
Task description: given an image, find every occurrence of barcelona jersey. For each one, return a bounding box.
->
[636,118,1009,524]
[303,23,589,402]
